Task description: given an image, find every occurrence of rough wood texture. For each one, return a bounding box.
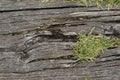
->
[0,0,120,80]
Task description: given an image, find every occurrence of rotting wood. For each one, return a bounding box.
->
[0,0,120,80]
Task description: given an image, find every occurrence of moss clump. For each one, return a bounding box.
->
[112,38,120,47]
[73,27,120,61]
[73,33,114,61]
[72,0,120,8]
[85,77,92,80]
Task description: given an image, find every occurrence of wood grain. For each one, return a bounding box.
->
[0,0,120,80]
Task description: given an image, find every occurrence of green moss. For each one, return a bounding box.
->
[85,77,92,80]
[112,38,120,47]
[73,27,120,61]
[73,34,112,61]
[72,0,120,7]
[40,0,120,9]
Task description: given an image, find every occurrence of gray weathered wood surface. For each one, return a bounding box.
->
[0,0,120,80]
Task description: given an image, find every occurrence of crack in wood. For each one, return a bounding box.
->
[27,55,77,64]
[0,65,76,74]
[98,58,120,63]
[0,5,85,13]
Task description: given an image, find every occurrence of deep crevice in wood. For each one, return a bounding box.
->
[0,6,85,13]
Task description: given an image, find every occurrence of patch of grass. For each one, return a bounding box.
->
[85,77,92,80]
[73,27,120,61]
[39,0,120,9]
[72,0,120,8]
[112,38,120,47]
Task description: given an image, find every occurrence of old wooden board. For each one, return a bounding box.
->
[0,0,120,80]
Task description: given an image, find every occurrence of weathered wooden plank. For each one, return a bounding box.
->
[0,0,120,80]
[70,11,120,17]
[0,47,120,80]
[0,23,119,47]
[0,61,120,80]
[0,0,120,12]
[0,7,86,34]
[0,0,85,11]
[0,9,120,35]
